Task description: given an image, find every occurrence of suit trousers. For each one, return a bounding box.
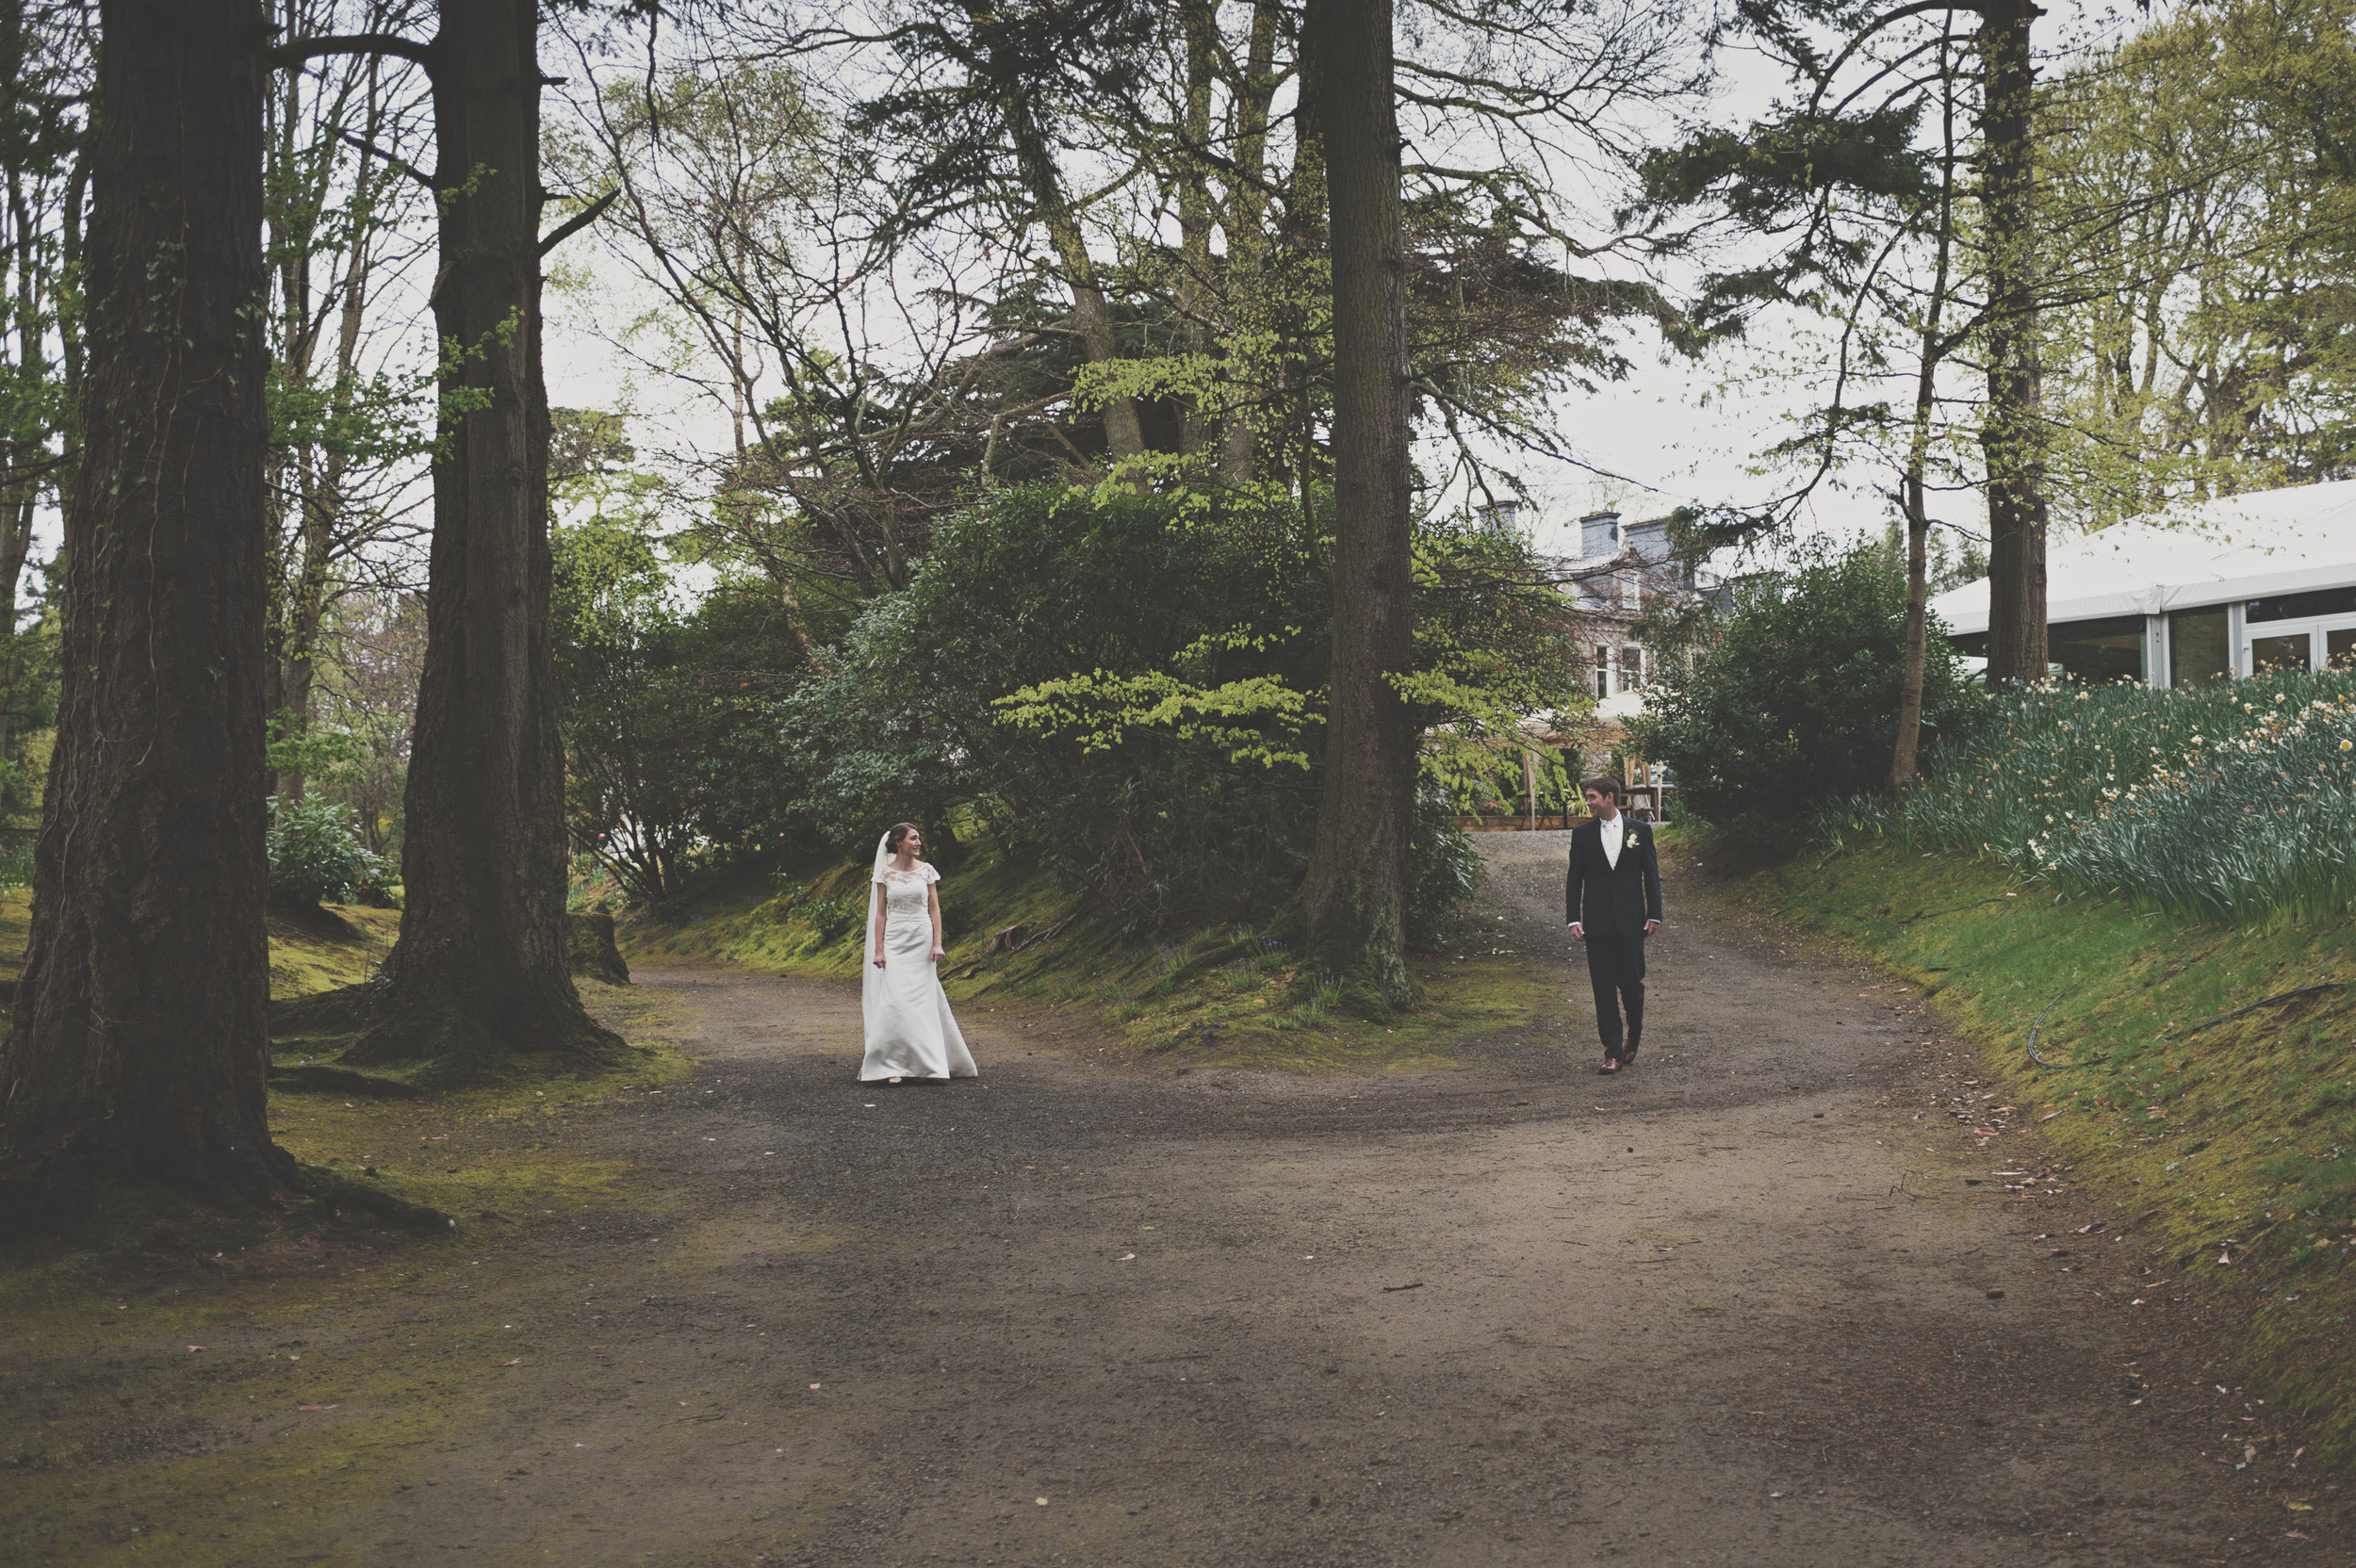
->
[1583,932,1646,1058]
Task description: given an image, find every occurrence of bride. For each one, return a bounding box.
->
[859,823,978,1084]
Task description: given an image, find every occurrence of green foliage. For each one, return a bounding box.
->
[1407,791,1486,950]
[2043,0,2356,516]
[266,716,366,791]
[762,483,1569,936]
[1827,670,2356,923]
[1629,540,1971,825]
[787,483,1327,922]
[553,502,808,906]
[267,795,394,907]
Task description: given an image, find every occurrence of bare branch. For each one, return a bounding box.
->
[538,190,619,257]
[335,129,434,191]
[271,33,435,72]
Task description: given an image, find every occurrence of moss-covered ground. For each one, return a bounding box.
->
[621,841,1553,1077]
[0,900,700,1565]
[1752,837,2356,1459]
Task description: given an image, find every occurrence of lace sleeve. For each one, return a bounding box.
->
[922,861,941,887]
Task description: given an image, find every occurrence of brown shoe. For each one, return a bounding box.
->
[1598,1058,1620,1074]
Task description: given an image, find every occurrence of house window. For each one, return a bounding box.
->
[1620,646,1644,690]
[1595,644,1612,696]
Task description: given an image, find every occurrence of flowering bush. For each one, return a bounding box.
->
[1826,669,2356,922]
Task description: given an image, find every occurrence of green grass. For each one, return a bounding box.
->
[0,888,400,1002]
[620,840,1550,1075]
[1755,837,2356,1458]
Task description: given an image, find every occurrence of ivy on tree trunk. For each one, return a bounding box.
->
[0,0,293,1211]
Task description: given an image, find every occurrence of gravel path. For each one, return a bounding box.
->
[15,835,2343,1565]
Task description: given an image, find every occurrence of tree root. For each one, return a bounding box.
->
[267,1063,422,1098]
[295,1166,454,1233]
[342,988,632,1086]
[270,981,382,1038]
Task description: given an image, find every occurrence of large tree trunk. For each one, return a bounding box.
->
[1218,0,1282,485]
[1175,0,1216,459]
[1977,0,2048,685]
[1298,0,1416,1009]
[0,0,292,1212]
[347,0,620,1075]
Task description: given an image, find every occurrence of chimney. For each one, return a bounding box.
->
[1623,517,1669,565]
[1579,509,1621,560]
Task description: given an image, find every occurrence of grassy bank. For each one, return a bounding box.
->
[621,841,1549,1075]
[1755,838,2356,1457]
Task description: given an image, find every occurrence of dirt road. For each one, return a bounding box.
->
[8,834,2344,1564]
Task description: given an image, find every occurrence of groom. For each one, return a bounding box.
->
[1564,777,1662,1074]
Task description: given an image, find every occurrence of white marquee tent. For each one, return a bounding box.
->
[1928,480,2356,684]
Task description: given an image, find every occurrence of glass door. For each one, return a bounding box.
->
[2246,612,2356,674]
[2252,629,2314,674]
[2329,618,2356,672]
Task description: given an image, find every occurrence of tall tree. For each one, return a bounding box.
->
[277,1,624,1076]
[2040,0,2356,516]
[1974,0,2047,684]
[262,0,436,805]
[1657,0,2054,682]
[0,0,293,1209]
[1298,0,1416,1006]
[0,5,88,810]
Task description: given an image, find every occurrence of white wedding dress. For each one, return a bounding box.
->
[858,851,978,1082]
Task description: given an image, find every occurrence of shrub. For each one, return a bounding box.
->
[768,483,1567,935]
[1408,791,1486,949]
[1629,540,1972,825]
[1829,670,2356,922]
[555,519,812,906]
[268,795,394,906]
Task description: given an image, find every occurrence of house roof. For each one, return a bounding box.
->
[1929,479,2356,634]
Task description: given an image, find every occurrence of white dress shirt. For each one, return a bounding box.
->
[1598,810,1624,869]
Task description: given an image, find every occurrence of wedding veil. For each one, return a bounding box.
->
[859,830,892,1025]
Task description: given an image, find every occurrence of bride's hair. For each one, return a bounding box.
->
[885,822,922,858]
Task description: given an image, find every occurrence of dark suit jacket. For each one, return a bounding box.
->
[1564,814,1664,937]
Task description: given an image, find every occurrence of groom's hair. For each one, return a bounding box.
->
[1581,776,1624,801]
[885,821,921,855]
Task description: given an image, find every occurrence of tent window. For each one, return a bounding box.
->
[2051,614,2145,684]
[2168,608,2231,686]
[2249,586,2356,624]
